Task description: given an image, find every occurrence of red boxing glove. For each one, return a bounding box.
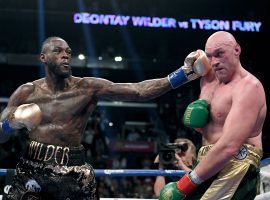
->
[177,173,198,196]
[159,171,203,200]
[177,170,203,196]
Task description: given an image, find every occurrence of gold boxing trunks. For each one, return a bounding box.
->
[186,144,262,200]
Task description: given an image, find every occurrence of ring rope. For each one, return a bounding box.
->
[0,169,185,177]
[0,157,269,177]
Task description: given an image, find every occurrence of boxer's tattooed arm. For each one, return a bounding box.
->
[1,83,34,120]
[88,77,171,101]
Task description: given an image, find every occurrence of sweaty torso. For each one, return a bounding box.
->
[199,74,265,147]
[200,79,232,144]
[23,77,97,146]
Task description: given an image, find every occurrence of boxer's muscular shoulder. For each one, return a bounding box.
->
[19,82,35,93]
[234,74,264,95]
[232,75,265,107]
[9,82,36,104]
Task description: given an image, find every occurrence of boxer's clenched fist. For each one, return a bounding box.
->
[168,50,211,89]
[1,103,42,133]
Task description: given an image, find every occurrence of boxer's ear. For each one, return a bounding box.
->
[40,53,46,63]
[234,43,241,57]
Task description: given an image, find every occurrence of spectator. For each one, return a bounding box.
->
[153,138,197,197]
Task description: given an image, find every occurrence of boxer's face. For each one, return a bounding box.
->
[205,42,238,83]
[175,143,194,167]
[41,39,72,78]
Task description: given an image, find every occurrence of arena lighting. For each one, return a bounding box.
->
[109,0,145,82]
[38,0,45,77]
[78,54,85,60]
[73,13,262,32]
[74,1,143,81]
[77,0,99,77]
[114,56,122,62]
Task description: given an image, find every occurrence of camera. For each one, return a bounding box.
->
[159,143,188,166]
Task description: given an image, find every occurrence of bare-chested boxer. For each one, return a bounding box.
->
[160,31,267,200]
[0,36,210,200]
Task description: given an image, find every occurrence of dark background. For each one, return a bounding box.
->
[0,0,269,157]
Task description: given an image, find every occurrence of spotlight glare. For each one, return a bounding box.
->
[114,56,122,62]
[78,54,85,60]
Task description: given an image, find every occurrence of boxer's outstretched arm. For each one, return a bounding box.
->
[92,77,171,102]
[93,50,211,101]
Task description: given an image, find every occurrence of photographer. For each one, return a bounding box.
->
[153,138,197,197]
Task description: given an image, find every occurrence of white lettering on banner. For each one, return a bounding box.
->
[132,16,177,28]
[165,170,179,174]
[178,21,189,29]
[74,13,130,26]
[232,21,262,32]
[190,19,230,31]
[73,13,263,32]
[104,170,124,175]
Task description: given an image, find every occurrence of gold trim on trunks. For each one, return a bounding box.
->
[197,144,262,200]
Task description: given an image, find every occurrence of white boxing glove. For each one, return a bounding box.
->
[1,103,42,133]
[168,50,211,88]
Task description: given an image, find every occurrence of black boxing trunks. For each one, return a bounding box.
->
[186,144,262,200]
[3,140,98,200]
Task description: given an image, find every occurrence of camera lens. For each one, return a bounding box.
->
[180,143,188,152]
[160,150,175,165]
